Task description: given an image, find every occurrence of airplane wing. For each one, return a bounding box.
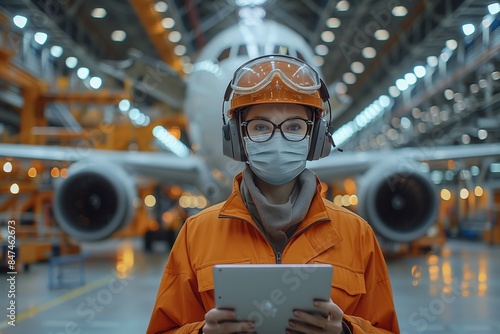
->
[307,143,500,180]
[0,143,219,242]
[306,142,499,245]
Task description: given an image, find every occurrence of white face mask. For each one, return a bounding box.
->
[244,134,309,185]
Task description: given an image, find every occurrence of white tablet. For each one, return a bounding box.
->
[213,264,333,333]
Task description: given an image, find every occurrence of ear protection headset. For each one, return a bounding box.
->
[221,58,339,162]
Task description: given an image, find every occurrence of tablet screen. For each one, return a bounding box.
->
[213,264,333,333]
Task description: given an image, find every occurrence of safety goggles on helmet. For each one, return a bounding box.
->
[230,55,322,95]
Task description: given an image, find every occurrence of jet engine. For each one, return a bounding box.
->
[357,161,438,242]
[53,161,136,241]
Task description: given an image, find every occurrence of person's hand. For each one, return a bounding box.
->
[287,299,345,334]
[203,308,255,334]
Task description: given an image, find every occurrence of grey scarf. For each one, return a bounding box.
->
[240,166,317,252]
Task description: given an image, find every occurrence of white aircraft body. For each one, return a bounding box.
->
[0,21,499,246]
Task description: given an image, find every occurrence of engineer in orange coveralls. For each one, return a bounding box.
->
[147,55,400,334]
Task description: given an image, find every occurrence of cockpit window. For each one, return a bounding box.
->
[273,45,290,55]
[296,51,305,61]
[217,47,231,62]
[237,44,248,56]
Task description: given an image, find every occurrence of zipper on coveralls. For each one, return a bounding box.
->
[219,215,330,264]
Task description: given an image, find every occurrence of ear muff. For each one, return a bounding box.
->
[307,118,334,161]
[222,117,247,161]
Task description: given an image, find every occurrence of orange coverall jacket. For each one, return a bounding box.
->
[147,173,400,334]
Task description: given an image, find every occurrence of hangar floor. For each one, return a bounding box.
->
[0,238,499,334]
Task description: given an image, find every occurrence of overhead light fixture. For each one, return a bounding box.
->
[77,67,90,80]
[426,56,438,67]
[34,32,48,45]
[234,0,268,6]
[13,15,28,28]
[321,30,335,43]
[350,61,364,73]
[65,56,78,69]
[361,47,376,58]
[404,73,417,85]
[342,72,356,84]
[89,76,102,89]
[488,3,500,15]
[50,45,63,57]
[445,39,457,50]
[91,8,107,19]
[326,17,341,28]
[111,30,126,42]
[374,29,389,41]
[413,65,426,78]
[462,23,475,36]
[315,44,329,56]
[161,17,175,29]
[336,0,350,11]
[174,44,187,56]
[168,31,182,43]
[154,1,168,12]
[392,6,408,17]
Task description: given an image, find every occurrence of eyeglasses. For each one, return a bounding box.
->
[231,55,322,95]
[241,117,313,143]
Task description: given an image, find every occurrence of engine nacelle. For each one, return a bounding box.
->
[357,160,438,242]
[53,161,136,241]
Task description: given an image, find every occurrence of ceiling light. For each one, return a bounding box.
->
[361,47,376,58]
[392,6,408,17]
[336,0,350,11]
[427,56,438,67]
[111,30,126,42]
[470,83,480,93]
[462,23,475,36]
[89,76,102,89]
[479,78,488,88]
[492,71,500,80]
[238,7,266,20]
[315,44,329,56]
[34,32,48,45]
[350,61,364,73]
[91,8,107,18]
[321,31,335,42]
[379,95,390,108]
[342,72,356,84]
[326,17,341,28]
[388,86,400,98]
[413,65,426,78]
[154,1,168,12]
[404,73,417,85]
[65,56,78,69]
[488,3,500,15]
[168,31,182,43]
[444,89,454,100]
[395,78,408,91]
[461,134,471,144]
[411,107,421,119]
[235,0,268,6]
[118,99,131,113]
[445,39,457,50]
[77,67,90,80]
[478,129,488,140]
[161,17,175,29]
[13,15,27,28]
[174,44,186,56]
[50,45,63,57]
[374,29,389,41]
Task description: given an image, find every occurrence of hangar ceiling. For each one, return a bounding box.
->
[0,0,499,151]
